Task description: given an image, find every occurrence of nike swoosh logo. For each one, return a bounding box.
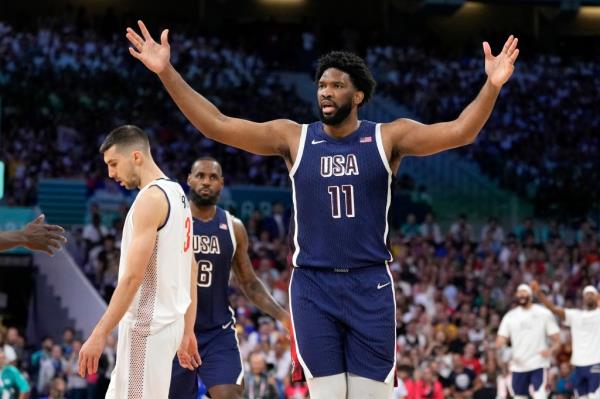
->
[222,321,232,329]
[377,282,391,290]
[311,139,326,145]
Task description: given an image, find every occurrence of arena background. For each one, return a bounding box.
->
[0,0,599,397]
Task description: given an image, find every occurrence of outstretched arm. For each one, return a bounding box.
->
[530,281,566,320]
[382,36,520,157]
[0,214,66,255]
[126,21,299,157]
[78,187,167,377]
[230,218,290,325]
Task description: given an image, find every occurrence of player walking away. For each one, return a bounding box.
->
[496,284,560,399]
[126,20,519,398]
[531,281,600,399]
[169,157,289,399]
[77,125,199,399]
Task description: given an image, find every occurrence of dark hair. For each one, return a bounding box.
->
[315,51,376,107]
[99,125,150,154]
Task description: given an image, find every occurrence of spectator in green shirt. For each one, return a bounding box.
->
[0,348,30,399]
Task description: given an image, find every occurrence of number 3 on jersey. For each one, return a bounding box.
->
[183,217,191,251]
[327,184,355,218]
[197,260,213,287]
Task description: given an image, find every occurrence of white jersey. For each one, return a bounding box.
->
[498,304,560,372]
[119,178,193,335]
[564,308,600,366]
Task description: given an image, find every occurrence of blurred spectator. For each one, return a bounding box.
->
[37,345,67,395]
[40,377,66,399]
[244,351,278,399]
[447,353,476,398]
[0,347,30,399]
[0,329,18,365]
[65,340,87,399]
[59,328,75,358]
[414,366,444,399]
[552,362,575,398]
[420,212,443,245]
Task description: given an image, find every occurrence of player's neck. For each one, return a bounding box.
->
[191,202,217,222]
[322,113,360,139]
[138,163,167,189]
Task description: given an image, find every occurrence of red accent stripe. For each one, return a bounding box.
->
[289,319,306,383]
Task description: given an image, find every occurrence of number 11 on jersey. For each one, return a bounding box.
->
[327,184,355,219]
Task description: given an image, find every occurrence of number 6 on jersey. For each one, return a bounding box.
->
[197,260,213,287]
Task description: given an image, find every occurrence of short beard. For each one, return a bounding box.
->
[189,189,219,207]
[517,298,530,307]
[585,300,597,310]
[318,100,353,126]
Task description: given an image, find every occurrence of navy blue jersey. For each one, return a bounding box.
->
[290,120,393,269]
[192,207,236,331]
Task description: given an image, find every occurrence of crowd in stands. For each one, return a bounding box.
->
[367,45,600,219]
[1,20,599,220]
[1,14,599,399]
[0,19,314,209]
[3,206,598,398]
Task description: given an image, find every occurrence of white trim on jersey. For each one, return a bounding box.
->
[384,264,397,385]
[375,123,392,175]
[290,124,308,267]
[375,123,394,265]
[288,268,314,379]
[225,211,237,261]
[289,124,309,177]
[228,306,245,386]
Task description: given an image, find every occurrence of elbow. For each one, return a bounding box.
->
[203,114,228,139]
[452,120,478,147]
[120,273,144,289]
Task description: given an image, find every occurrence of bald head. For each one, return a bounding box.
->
[190,156,222,177]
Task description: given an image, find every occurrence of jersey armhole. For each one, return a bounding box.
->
[375,123,393,175]
[149,184,171,231]
[225,211,237,260]
[289,124,308,177]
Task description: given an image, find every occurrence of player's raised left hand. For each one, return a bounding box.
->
[78,332,106,377]
[483,35,519,88]
[126,20,171,75]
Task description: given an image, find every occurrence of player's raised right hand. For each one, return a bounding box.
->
[126,20,171,74]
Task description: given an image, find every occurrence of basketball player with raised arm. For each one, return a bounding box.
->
[496,284,561,399]
[169,157,289,399]
[126,21,519,398]
[77,125,199,399]
[531,281,600,399]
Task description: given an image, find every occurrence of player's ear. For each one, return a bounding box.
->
[353,91,364,106]
[132,150,145,165]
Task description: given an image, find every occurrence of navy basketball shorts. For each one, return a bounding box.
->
[169,324,243,398]
[574,364,600,397]
[289,264,396,383]
[511,368,546,396]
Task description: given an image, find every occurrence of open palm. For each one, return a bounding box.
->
[126,20,171,74]
[483,35,519,88]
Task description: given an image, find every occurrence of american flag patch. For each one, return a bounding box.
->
[219,223,228,230]
[360,136,372,143]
